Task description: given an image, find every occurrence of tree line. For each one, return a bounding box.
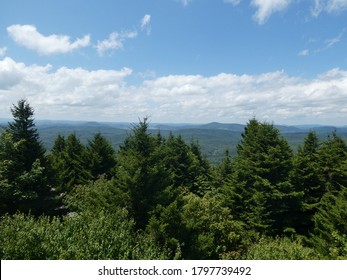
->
[0,99,346,259]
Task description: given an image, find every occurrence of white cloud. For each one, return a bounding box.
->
[325,29,345,48]
[96,31,137,56]
[325,0,347,12]
[96,14,150,56]
[251,0,293,24]
[141,14,151,29]
[178,0,192,7]
[298,49,309,56]
[141,14,152,35]
[1,57,347,125]
[0,47,7,57]
[7,24,90,55]
[224,0,242,5]
[311,0,347,16]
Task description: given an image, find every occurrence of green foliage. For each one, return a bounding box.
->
[148,193,243,260]
[291,131,325,234]
[6,99,46,170]
[1,101,347,260]
[225,119,302,235]
[311,187,347,259]
[115,118,171,228]
[317,132,347,193]
[49,133,92,193]
[64,176,130,214]
[87,133,117,179]
[0,211,169,260]
[241,236,320,260]
[0,100,53,215]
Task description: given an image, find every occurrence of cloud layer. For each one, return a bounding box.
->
[7,25,90,55]
[1,57,347,125]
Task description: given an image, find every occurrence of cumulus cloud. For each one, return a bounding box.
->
[1,57,347,124]
[251,0,293,24]
[7,24,90,55]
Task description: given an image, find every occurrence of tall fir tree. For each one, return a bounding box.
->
[87,133,116,179]
[291,131,325,234]
[317,132,347,193]
[115,118,170,228]
[311,186,347,259]
[225,119,302,235]
[50,133,92,194]
[6,99,46,170]
[0,100,53,215]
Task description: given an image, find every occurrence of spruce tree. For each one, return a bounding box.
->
[227,119,301,235]
[87,133,116,179]
[50,134,92,194]
[6,99,45,171]
[115,118,170,228]
[317,132,347,193]
[0,100,53,215]
[311,186,347,259]
[291,131,325,234]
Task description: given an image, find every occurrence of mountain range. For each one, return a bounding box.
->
[1,119,347,164]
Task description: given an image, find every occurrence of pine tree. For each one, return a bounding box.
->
[226,119,301,235]
[87,133,116,179]
[218,149,233,181]
[6,99,45,171]
[311,186,347,259]
[115,118,170,228]
[0,100,53,215]
[291,131,325,234]
[317,132,347,193]
[50,134,92,194]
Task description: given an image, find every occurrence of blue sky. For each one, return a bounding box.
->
[1,0,347,125]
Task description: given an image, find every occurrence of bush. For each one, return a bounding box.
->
[240,236,320,260]
[0,210,169,260]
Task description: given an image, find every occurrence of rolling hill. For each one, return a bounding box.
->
[1,120,347,164]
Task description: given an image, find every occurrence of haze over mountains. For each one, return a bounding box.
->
[1,119,347,163]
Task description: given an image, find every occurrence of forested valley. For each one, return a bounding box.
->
[1,100,346,260]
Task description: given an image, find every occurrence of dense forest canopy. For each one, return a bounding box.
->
[0,100,346,260]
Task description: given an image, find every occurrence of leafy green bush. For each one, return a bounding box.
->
[241,236,320,260]
[0,210,169,260]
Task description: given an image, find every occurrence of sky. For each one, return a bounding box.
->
[1,0,347,125]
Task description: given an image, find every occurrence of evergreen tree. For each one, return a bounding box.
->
[161,134,211,195]
[226,119,301,235]
[218,149,233,181]
[6,99,45,171]
[87,133,116,179]
[311,187,347,259]
[115,118,170,228]
[317,132,347,193]
[291,131,325,234]
[50,134,92,194]
[0,100,53,215]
